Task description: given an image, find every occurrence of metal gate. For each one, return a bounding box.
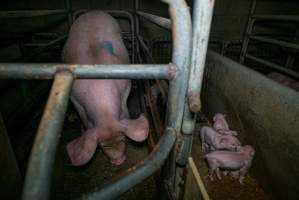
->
[0,0,214,199]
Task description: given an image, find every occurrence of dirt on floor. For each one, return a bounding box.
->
[191,123,272,200]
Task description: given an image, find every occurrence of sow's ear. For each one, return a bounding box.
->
[120,114,149,142]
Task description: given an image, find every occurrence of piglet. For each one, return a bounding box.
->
[213,113,238,136]
[200,126,241,152]
[205,145,255,184]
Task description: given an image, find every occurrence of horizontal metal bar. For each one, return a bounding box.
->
[252,15,299,22]
[81,128,176,200]
[245,54,299,79]
[0,64,175,80]
[0,10,68,19]
[22,71,73,200]
[137,11,171,30]
[250,35,299,50]
[25,35,67,48]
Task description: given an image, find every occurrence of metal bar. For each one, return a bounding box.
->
[252,14,299,21]
[137,11,171,30]
[23,35,67,62]
[24,35,66,47]
[65,0,73,27]
[80,128,176,200]
[245,54,299,79]
[161,0,191,197]
[240,0,257,63]
[0,113,21,199]
[108,10,136,63]
[180,0,215,169]
[22,71,73,200]
[180,0,215,167]
[163,0,191,131]
[0,10,68,18]
[250,35,299,50]
[186,0,215,113]
[0,64,175,80]
[286,26,299,68]
[134,0,141,62]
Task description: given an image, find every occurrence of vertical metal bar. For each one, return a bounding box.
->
[286,26,299,68]
[180,0,215,169]
[162,0,192,197]
[186,0,215,114]
[65,0,73,28]
[163,0,191,130]
[108,11,135,63]
[22,71,73,200]
[240,0,257,63]
[0,113,21,199]
[135,0,140,63]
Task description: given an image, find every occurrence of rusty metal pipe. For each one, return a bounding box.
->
[0,64,175,80]
[22,71,73,200]
[80,128,176,200]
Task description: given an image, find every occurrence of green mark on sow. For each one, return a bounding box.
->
[101,41,115,55]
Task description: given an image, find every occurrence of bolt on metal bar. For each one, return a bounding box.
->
[0,64,175,80]
[81,128,176,200]
[22,71,73,200]
[137,11,171,30]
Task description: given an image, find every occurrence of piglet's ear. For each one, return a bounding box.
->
[120,114,149,142]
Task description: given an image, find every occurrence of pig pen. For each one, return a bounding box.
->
[1,0,299,199]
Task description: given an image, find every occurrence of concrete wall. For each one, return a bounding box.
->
[202,51,299,199]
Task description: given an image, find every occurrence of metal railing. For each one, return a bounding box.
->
[0,0,214,199]
[240,0,299,79]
